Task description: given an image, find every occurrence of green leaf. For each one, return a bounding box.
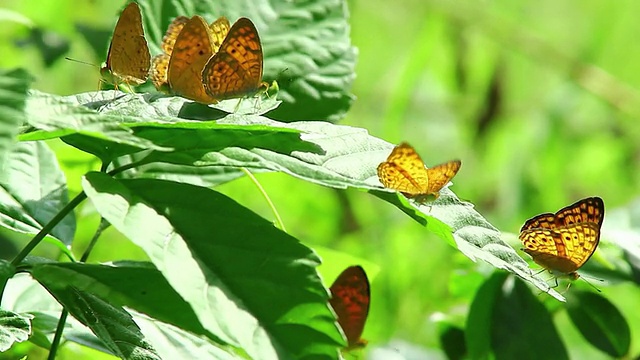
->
[29,261,214,345]
[19,90,171,153]
[565,290,631,358]
[2,273,116,355]
[0,259,15,294]
[36,284,160,360]
[0,141,75,246]
[81,173,342,360]
[23,90,560,298]
[0,68,31,171]
[138,0,356,122]
[133,313,242,360]
[0,309,31,352]
[438,323,466,360]
[467,273,568,360]
[466,272,504,359]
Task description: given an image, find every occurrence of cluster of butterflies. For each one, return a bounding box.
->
[101,2,268,104]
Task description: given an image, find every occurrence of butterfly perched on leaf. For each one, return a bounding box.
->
[377,142,461,203]
[329,266,370,350]
[519,197,604,281]
[100,2,150,90]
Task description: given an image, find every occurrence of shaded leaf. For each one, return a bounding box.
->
[36,284,160,360]
[467,273,568,360]
[0,141,75,246]
[30,261,214,344]
[438,323,466,360]
[82,173,342,360]
[0,68,31,170]
[566,290,631,358]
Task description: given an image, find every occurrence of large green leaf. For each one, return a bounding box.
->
[19,90,170,153]
[566,290,631,358]
[0,68,31,171]
[82,173,342,360]
[18,90,561,298]
[0,141,75,246]
[137,0,356,122]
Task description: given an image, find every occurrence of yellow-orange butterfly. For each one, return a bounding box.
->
[329,266,370,350]
[377,142,461,202]
[202,17,269,101]
[151,15,230,103]
[100,2,150,89]
[519,197,604,280]
[150,16,189,92]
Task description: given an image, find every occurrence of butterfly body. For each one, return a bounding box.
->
[100,2,150,88]
[377,142,461,202]
[329,266,370,350]
[519,197,604,279]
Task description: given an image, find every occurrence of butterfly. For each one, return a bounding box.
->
[151,15,231,103]
[519,197,605,280]
[201,17,269,101]
[150,15,189,92]
[377,142,461,202]
[99,2,150,89]
[329,265,370,350]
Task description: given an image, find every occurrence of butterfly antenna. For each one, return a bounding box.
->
[65,57,99,68]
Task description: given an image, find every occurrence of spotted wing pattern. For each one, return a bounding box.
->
[377,142,461,201]
[101,2,150,87]
[519,197,604,278]
[202,17,267,100]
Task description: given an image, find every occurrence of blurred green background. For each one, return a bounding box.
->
[2,0,640,359]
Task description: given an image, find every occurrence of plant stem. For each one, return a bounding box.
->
[241,168,286,232]
[79,218,110,263]
[11,191,87,268]
[48,309,68,360]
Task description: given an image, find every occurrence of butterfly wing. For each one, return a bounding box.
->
[202,17,264,100]
[104,2,150,86]
[210,16,231,53]
[520,197,604,277]
[168,15,219,103]
[377,143,430,195]
[424,160,461,196]
[151,16,188,91]
[329,266,370,350]
[521,197,604,231]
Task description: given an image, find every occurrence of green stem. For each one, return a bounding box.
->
[241,168,286,232]
[79,218,110,263]
[48,309,69,360]
[10,191,87,268]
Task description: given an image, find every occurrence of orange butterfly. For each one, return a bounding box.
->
[100,2,150,89]
[520,197,604,280]
[150,16,189,92]
[151,15,231,103]
[377,142,461,202]
[329,266,370,350]
[202,17,269,101]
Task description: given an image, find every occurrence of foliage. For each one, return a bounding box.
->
[0,0,640,359]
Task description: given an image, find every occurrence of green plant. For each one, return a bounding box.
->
[1,0,639,359]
